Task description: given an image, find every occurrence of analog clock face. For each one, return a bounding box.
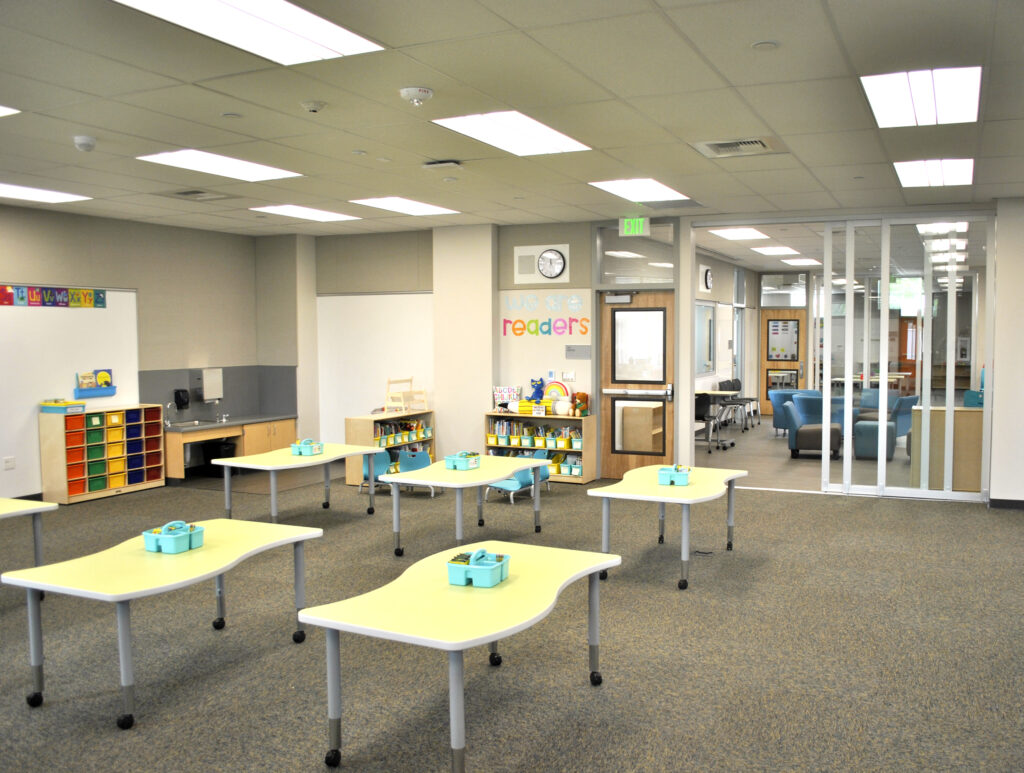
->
[703,268,713,290]
[537,248,566,279]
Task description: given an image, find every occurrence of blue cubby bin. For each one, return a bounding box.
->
[444,453,481,471]
[447,550,509,587]
[127,454,144,469]
[125,409,142,424]
[143,521,204,554]
[127,470,145,485]
[657,466,690,486]
[126,424,142,439]
[126,439,143,454]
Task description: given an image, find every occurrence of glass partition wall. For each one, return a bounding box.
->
[819,217,989,500]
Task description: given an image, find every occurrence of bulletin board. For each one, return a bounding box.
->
[0,289,139,497]
[767,319,799,361]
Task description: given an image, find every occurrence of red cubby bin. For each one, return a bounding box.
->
[66,446,85,464]
[144,437,161,451]
[65,415,85,431]
[144,407,161,422]
[144,422,161,437]
[145,451,162,467]
[145,467,161,482]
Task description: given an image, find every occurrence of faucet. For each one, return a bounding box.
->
[165,402,176,427]
[217,412,230,423]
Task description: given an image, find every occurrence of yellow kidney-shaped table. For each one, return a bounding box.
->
[1,518,322,729]
[0,497,59,568]
[212,442,382,522]
[588,465,747,589]
[379,456,550,555]
[299,539,621,772]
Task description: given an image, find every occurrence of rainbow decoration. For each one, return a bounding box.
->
[544,381,570,399]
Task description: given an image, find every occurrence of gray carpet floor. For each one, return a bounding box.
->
[1,472,1022,772]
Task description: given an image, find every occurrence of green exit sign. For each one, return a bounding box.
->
[618,217,650,237]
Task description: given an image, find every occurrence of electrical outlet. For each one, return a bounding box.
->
[562,371,576,382]
[3,456,15,471]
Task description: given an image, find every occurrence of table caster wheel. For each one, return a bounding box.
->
[116,713,134,730]
[707,448,712,454]
[325,749,341,767]
[394,547,404,557]
[678,579,688,590]
[726,541,733,551]
[657,535,664,544]
[477,519,484,527]
[489,652,502,667]
[367,507,374,515]
[534,525,541,533]
[590,671,602,686]
[212,617,225,630]
[292,630,306,644]
[26,692,43,708]
[39,591,45,601]
[322,502,329,509]
[598,569,608,580]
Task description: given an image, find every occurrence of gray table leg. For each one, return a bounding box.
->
[25,588,44,707]
[488,640,502,666]
[726,480,736,551]
[322,463,332,510]
[476,486,484,527]
[658,502,666,544]
[391,483,403,556]
[269,471,279,523]
[599,499,610,580]
[115,600,136,729]
[448,650,466,773]
[292,542,307,643]
[213,574,226,629]
[532,468,542,533]
[455,489,464,545]
[679,503,691,590]
[366,455,376,515]
[324,629,342,767]
[588,572,603,685]
[224,466,232,518]
[31,512,44,566]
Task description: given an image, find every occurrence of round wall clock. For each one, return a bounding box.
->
[703,267,713,290]
[537,248,566,279]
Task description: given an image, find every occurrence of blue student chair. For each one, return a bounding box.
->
[397,450,438,497]
[531,449,551,491]
[359,450,392,495]
[484,467,536,505]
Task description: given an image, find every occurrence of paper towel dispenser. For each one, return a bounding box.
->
[196,368,223,402]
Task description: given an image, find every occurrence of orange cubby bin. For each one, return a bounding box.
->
[143,407,161,422]
[68,479,86,497]
[66,430,85,447]
[145,467,161,482]
[66,446,85,464]
[65,415,85,431]
[67,462,85,480]
[144,436,161,452]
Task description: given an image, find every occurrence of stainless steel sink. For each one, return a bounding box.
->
[167,420,219,428]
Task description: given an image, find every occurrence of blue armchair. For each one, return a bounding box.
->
[793,393,850,430]
[769,389,820,435]
[783,400,841,459]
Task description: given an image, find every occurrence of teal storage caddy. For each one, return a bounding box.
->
[444,451,481,470]
[290,438,324,456]
[143,520,204,554]
[447,549,509,587]
[658,465,690,486]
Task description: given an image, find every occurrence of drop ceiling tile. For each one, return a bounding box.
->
[0,71,94,113]
[629,89,773,143]
[828,0,995,73]
[604,144,722,177]
[667,0,851,85]
[971,182,1024,201]
[536,151,640,183]
[781,130,888,167]
[693,194,778,215]
[992,0,1024,63]
[528,13,725,97]
[531,101,676,150]
[982,63,1024,121]
[65,197,188,219]
[406,33,611,108]
[738,79,877,135]
[713,153,802,173]
[877,124,981,162]
[811,163,900,191]
[346,121,507,165]
[764,191,841,211]
[731,167,825,195]
[979,120,1024,157]
[674,173,756,198]
[461,157,580,188]
[900,186,974,206]
[479,0,651,27]
[975,156,1024,185]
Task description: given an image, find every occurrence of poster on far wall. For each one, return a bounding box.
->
[767,319,799,361]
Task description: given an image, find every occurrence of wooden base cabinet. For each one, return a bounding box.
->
[344,410,435,485]
[40,404,165,504]
[485,412,595,484]
[239,419,296,456]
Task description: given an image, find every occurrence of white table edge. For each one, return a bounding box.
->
[379,458,550,489]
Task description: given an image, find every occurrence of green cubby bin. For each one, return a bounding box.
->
[86,445,106,461]
[87,460,106,476]
[86,428,105,444]
[87,475,107,492]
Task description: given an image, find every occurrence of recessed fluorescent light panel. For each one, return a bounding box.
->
[929,252,967,263]
[0,105,21,118]
[861,66,981,128]
[648,262,674,268]
[752,246,799,256]
[0,182,91,203]
[709,228,769,240]
[781,258,822,266]
[250,205,359,222]
[588,178,689,202]
[349,197,458,216]
[917,222,969,235]
[604,251,646,259]
[432,111,590,156]
[924,238,967,252]
[894,158,973,187]
[137,149,301,181]
[111,0,382,65]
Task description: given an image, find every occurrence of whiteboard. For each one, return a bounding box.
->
[316,294,434,442]
[0,289,139,497]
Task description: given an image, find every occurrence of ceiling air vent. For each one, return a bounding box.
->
[160,189,235,202]
[691,136,788,159]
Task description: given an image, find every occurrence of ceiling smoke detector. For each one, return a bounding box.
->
[400,87,433,106]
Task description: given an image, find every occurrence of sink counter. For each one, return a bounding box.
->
[164,415,298,479]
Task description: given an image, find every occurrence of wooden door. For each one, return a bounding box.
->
[760,308,808,417]
[599,291,675,479]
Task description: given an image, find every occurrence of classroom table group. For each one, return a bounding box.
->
[2,447,747,772]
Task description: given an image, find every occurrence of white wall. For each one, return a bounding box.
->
[316,294,434,442]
